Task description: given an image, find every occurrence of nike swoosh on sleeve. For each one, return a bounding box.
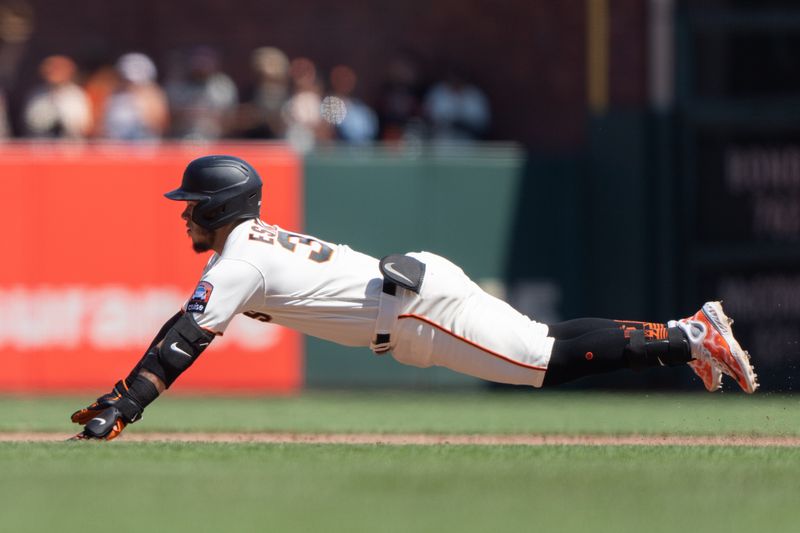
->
[384,262,414,285]
[170,342,192,357]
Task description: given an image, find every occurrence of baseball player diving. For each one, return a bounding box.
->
[71,155,759,440]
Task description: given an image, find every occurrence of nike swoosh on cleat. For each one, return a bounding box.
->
[170,342,192,357]
[384,262,414,285]
[90,417,106,425]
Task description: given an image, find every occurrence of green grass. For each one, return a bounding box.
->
[1,390,799,436]
[2,392,800,533]
[2,443,799,533]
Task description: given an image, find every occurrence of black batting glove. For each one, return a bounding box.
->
[70,395,144,441]
[70,406,129,441]
[70,380,129,425]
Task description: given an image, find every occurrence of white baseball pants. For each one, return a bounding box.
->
[386,252,554,387]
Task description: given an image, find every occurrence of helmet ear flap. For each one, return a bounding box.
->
[196,204,226,226]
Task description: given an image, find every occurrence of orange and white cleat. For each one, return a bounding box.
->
[672,301,758,394]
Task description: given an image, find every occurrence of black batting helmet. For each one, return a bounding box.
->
[165,155,263,230]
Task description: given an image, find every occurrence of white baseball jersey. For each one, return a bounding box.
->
[185,218,382,347]
[184,218,554,387]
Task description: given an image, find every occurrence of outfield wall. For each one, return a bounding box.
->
[0,143,302,393]
[2,139,793,393]
[0,142,527,392]
[303,145,525,387]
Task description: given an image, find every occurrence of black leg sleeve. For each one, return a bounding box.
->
[543,324,692,387]
[543,329,629,386]
[547,318,621,340]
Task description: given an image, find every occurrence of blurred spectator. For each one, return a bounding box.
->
[102,52,168,140]
[282,56,327,152]
[82,62,119,138]
[235,46,290,139]
[423,69,490,141]
[22,54,91,138]
[165,45,238,140]
[376,52,426,142]
[0,0,34,136]
[323,64,377,144]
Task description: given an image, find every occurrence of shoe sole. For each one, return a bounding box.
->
[702,301,759,393]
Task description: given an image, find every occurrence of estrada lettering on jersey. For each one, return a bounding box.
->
[186,281,214,313]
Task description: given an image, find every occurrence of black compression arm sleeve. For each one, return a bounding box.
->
[124,310,184,385]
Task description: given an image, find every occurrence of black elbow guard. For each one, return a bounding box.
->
[142,313,216,387]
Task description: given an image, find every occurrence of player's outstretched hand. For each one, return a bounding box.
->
[70,380,127,425]
[70,406,127,441]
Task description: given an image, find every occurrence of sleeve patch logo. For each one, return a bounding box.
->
[186,281,213,313]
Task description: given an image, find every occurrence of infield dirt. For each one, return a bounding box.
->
[2,432,799,446]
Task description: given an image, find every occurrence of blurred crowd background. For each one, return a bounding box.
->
[4,45,491,149]
[0,0,508,151]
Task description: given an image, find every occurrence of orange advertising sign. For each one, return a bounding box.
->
[0,143,302,392]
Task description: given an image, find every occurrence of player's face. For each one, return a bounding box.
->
[182,201,215,253]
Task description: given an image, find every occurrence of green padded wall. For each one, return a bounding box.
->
[302,145,524,387]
